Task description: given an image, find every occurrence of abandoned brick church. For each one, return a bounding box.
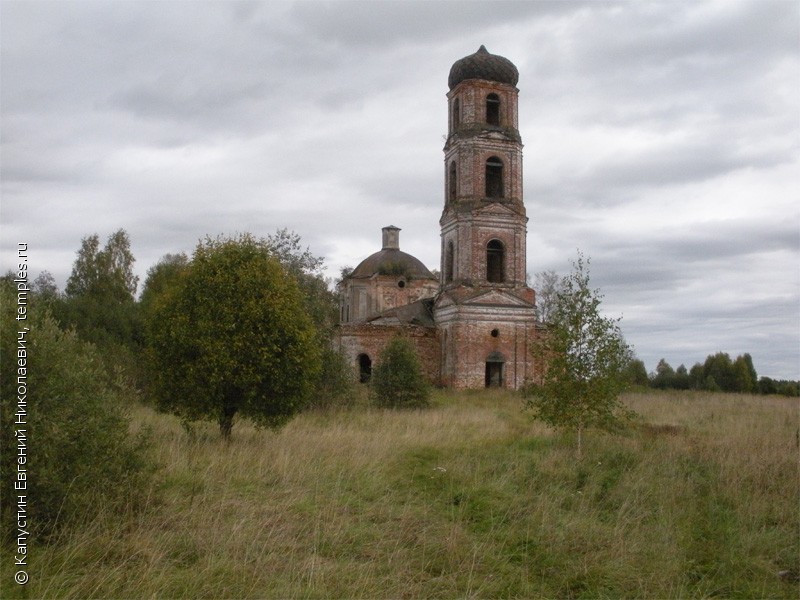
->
[336,46,541,390]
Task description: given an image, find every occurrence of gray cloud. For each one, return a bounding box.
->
[1,0,798,379]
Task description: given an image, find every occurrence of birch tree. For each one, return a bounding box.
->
[527,253,633,458]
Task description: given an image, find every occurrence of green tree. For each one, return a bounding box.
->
[308,345,356,410]
[371,336,430,409]
[0,282,153,540]
[533,269,561,324]
[139,253,189,314]
[703,352,735,392]
[60,229,141,349]
[732,353,757,393]
[32,270,59,302]
[262,229,352,407]
[146,234,321,439]
[689,362,705,389]
[65,229,138,301]
[651,358,676,389]
[527,254,633,458]
[623,358,649,387]
[674,364,691,390]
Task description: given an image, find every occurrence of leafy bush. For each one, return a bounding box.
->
[307,346,356,410]
[146,234,322,439]
[0,283,154,541]
[371,336,430,409]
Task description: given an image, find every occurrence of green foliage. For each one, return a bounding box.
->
[376,261,413,278]
[338,265,354,282]
[262,229,336,333]
[32,270,59,304]
[371,336,430,409]
[646,352,785,394]
[651,358,676,389]
[0,282,154,541]
[146,234,322,438]
[623,358,649,387]
[757,377,800,396]
[533,269,561,324]
[527,253,633,456]
[703,352,735,391]
[732,353,757,393]
[56,229,143,352]
[65,229,138,301]
[261,229,347,405]
[139,253,189,314]
[673,364,691,389]
[307,345,356,410]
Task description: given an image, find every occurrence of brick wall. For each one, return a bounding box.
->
[337,323,441,385]
[436,303,538,390]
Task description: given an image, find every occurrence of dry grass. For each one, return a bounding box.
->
[3,390,798,598]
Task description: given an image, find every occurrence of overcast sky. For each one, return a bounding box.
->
[2,0,798,379]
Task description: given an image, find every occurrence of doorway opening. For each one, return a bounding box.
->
[485,352,505,388]
[358,353,372,383]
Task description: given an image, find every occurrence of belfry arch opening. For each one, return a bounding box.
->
[358,353,372,383]
[445,241,455,283]
[485,156,504,198]
[486,239,505,283]
[486,93,500,126]
[453,98,460,130]
[448,161,457,203]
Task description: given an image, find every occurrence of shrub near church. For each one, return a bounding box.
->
[146,234,321,439]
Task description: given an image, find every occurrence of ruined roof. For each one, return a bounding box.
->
[366,298,436,327]
[448,45,519,90]
[349,248,437,280]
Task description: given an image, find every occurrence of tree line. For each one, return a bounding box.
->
[627,354,799,397]
[534,270,799,398]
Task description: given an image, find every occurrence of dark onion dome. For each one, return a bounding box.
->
[448,45,519,90]
[349,248,437,280]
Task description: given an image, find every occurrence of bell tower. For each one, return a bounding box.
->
[440,45,528,289]
[434,46,538,389]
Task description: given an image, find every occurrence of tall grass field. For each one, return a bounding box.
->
[3,390,798,598]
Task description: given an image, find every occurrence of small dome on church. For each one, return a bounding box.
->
[448,45,519,90]
[349,249,436,280]
[349,227,437,280]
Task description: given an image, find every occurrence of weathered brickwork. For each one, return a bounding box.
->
[341,276,439,323]
[338,323,440,384]
[436,307,538,389]
[440,206,528,288]
[335,46,541,391]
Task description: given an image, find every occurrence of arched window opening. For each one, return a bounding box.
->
[485,156,504,198]
[453,98,460,130]
[448,161,457,203]
[445,241,455,283]
[485,351,505,388]
[358,354,372,383]
[487,239,505,283]
[486,93,500,126]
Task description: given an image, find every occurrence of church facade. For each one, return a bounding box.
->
[336,46,540,390]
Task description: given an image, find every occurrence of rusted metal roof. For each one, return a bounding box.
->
[448,45,519,90]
